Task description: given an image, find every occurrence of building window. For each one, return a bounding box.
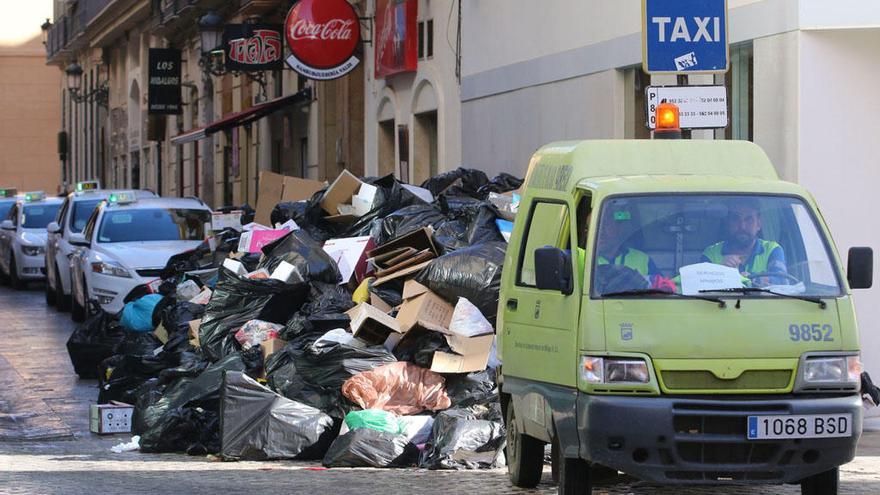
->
[418,19,433,60]
[718,42,753,141]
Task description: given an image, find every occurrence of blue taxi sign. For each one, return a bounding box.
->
[642,0,729,74]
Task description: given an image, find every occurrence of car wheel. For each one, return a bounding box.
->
[55,267,69,312]
[506,400,545,488]
[9,254,24,290]
[45,263,56,305]
[71,276,87,323]
[553,433,590,495]
[801,467,838,495]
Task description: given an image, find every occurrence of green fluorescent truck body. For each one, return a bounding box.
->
[499,140,865,490]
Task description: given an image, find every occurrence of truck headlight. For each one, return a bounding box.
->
[803,356,861,384]
[91,261,132,278]
[580,356,650,384]
[21,245,44,256]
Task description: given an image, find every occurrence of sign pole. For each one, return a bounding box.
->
[676,74,692,139]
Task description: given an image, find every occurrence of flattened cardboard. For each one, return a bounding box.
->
[188,320,201,347]
[401,280,430,299]
[281,176,325,202]
[321,170,363,220]
[367,227,438,260]
[370,293,393,313]
[261,338,286,361]
[346,303,401,347]
[374,249,435,277]
[429,334,495,373]
[254,171,286,226]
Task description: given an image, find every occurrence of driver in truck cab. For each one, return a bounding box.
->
[701,199,788,286]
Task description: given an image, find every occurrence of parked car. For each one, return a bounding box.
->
[0,192,63,288]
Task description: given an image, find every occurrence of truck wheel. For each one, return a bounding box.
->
[554,434,591,495]
[45,264,56,306]
[801,467,838,495]
[506,402,544,488]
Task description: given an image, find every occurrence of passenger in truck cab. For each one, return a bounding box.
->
[701,199,788,286]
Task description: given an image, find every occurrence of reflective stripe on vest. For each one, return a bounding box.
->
[598,248,651,278]
[703,240,781,274]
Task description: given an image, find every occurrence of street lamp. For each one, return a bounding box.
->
[66,62,109,107]
[40,18,51,46]
[198,11,224,54]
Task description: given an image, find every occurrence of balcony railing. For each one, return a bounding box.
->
[45,0,118,61]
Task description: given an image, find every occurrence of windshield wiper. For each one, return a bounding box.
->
[699,287,827,309]
[601,288,726,308]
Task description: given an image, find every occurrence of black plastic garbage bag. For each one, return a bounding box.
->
[432,197,504,253]
[421,168,489,199]
[477,173,523,197]
[393,330,452,368]
[420,408,506,470]
[323,428,419,468]
[282,282,354,341]
[220,371,334,460]
[139,354,247,453]
[161,301,205,336]
[378,204,446,245]
[266,335,397,418]
[416,242,507,322]
[66,304,125,378]
[199,267,308,361]
[444,370,498,408]
[259,230,341,285]
[340,175,428,238]
[160,240,216,280]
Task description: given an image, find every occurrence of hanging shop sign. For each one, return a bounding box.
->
[375,0,418,79]
[284,0,361,80]
[147,48,182,115]
[223,24,284,72]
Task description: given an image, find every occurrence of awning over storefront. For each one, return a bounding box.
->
[170,88,312,146]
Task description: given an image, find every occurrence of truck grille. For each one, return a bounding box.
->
[662,370,792,391]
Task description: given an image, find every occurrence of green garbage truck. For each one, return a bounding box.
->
[498,139,872,494]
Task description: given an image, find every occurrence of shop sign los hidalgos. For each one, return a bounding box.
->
[284,0,361,80]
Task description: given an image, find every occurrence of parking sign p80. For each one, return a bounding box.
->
[642,0,729,74]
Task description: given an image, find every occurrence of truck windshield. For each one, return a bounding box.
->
[22,204,61,229]
[97,208,210,243]
[590,194,843,298]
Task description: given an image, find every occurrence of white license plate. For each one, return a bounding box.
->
[747,414,852,440]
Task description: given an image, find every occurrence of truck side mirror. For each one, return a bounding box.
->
[848,247,873,289]
[534,246,573,295]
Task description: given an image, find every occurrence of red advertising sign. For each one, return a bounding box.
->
[284,0,361,80]
[223,24,284,71]
[375,0,417,79]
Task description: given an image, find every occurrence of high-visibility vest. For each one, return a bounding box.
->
[598,248,652,278]
[703,239,781,274]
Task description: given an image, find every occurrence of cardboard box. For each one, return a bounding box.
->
[321,170,364,223]
[395,281,454,333]
[222,258,248,277]
[89,402,134,434]
[270,260,304,284]
[188,319,201,347]
[254,172,325,226]
[346,303,402,348]
[238,229,291,253]
[322,236,376,285]
[261,338,287,361]
[372,260,433,287]
[370,293,393,313]
[430,333,495,373]
[368,227,439,261]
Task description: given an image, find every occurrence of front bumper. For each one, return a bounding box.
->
[89,272,153,314]
[17,253,46,280]
[579,393,862,484]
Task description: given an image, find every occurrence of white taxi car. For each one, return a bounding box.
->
[69,194,211,320]
[0,192,63,288]
[45,182,156,310]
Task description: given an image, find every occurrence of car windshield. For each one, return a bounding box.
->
[590,194,843,298]
[97,208,210,243]
[71,199,102,233]
[22,204,61,229]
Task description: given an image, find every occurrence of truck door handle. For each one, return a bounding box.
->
[507,298,518,311]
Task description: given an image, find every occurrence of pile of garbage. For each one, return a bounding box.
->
[68,168,522,469]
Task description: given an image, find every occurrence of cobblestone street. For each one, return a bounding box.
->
[1,285,879,495]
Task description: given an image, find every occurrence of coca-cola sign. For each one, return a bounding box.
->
[223,24,283,71]
[285,0,361,80]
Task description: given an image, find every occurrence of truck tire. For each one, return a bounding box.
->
[801,467,838,495]
[506,402,544,488]
[554,434,591,495]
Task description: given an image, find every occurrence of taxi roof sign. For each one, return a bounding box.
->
[24,191,45,202]
[0,188,17,198]
[76,181,101,193]
[107,191,137,205]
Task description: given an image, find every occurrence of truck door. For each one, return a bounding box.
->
[501,198,581,387]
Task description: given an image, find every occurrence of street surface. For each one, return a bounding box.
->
[1,285,879,495]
